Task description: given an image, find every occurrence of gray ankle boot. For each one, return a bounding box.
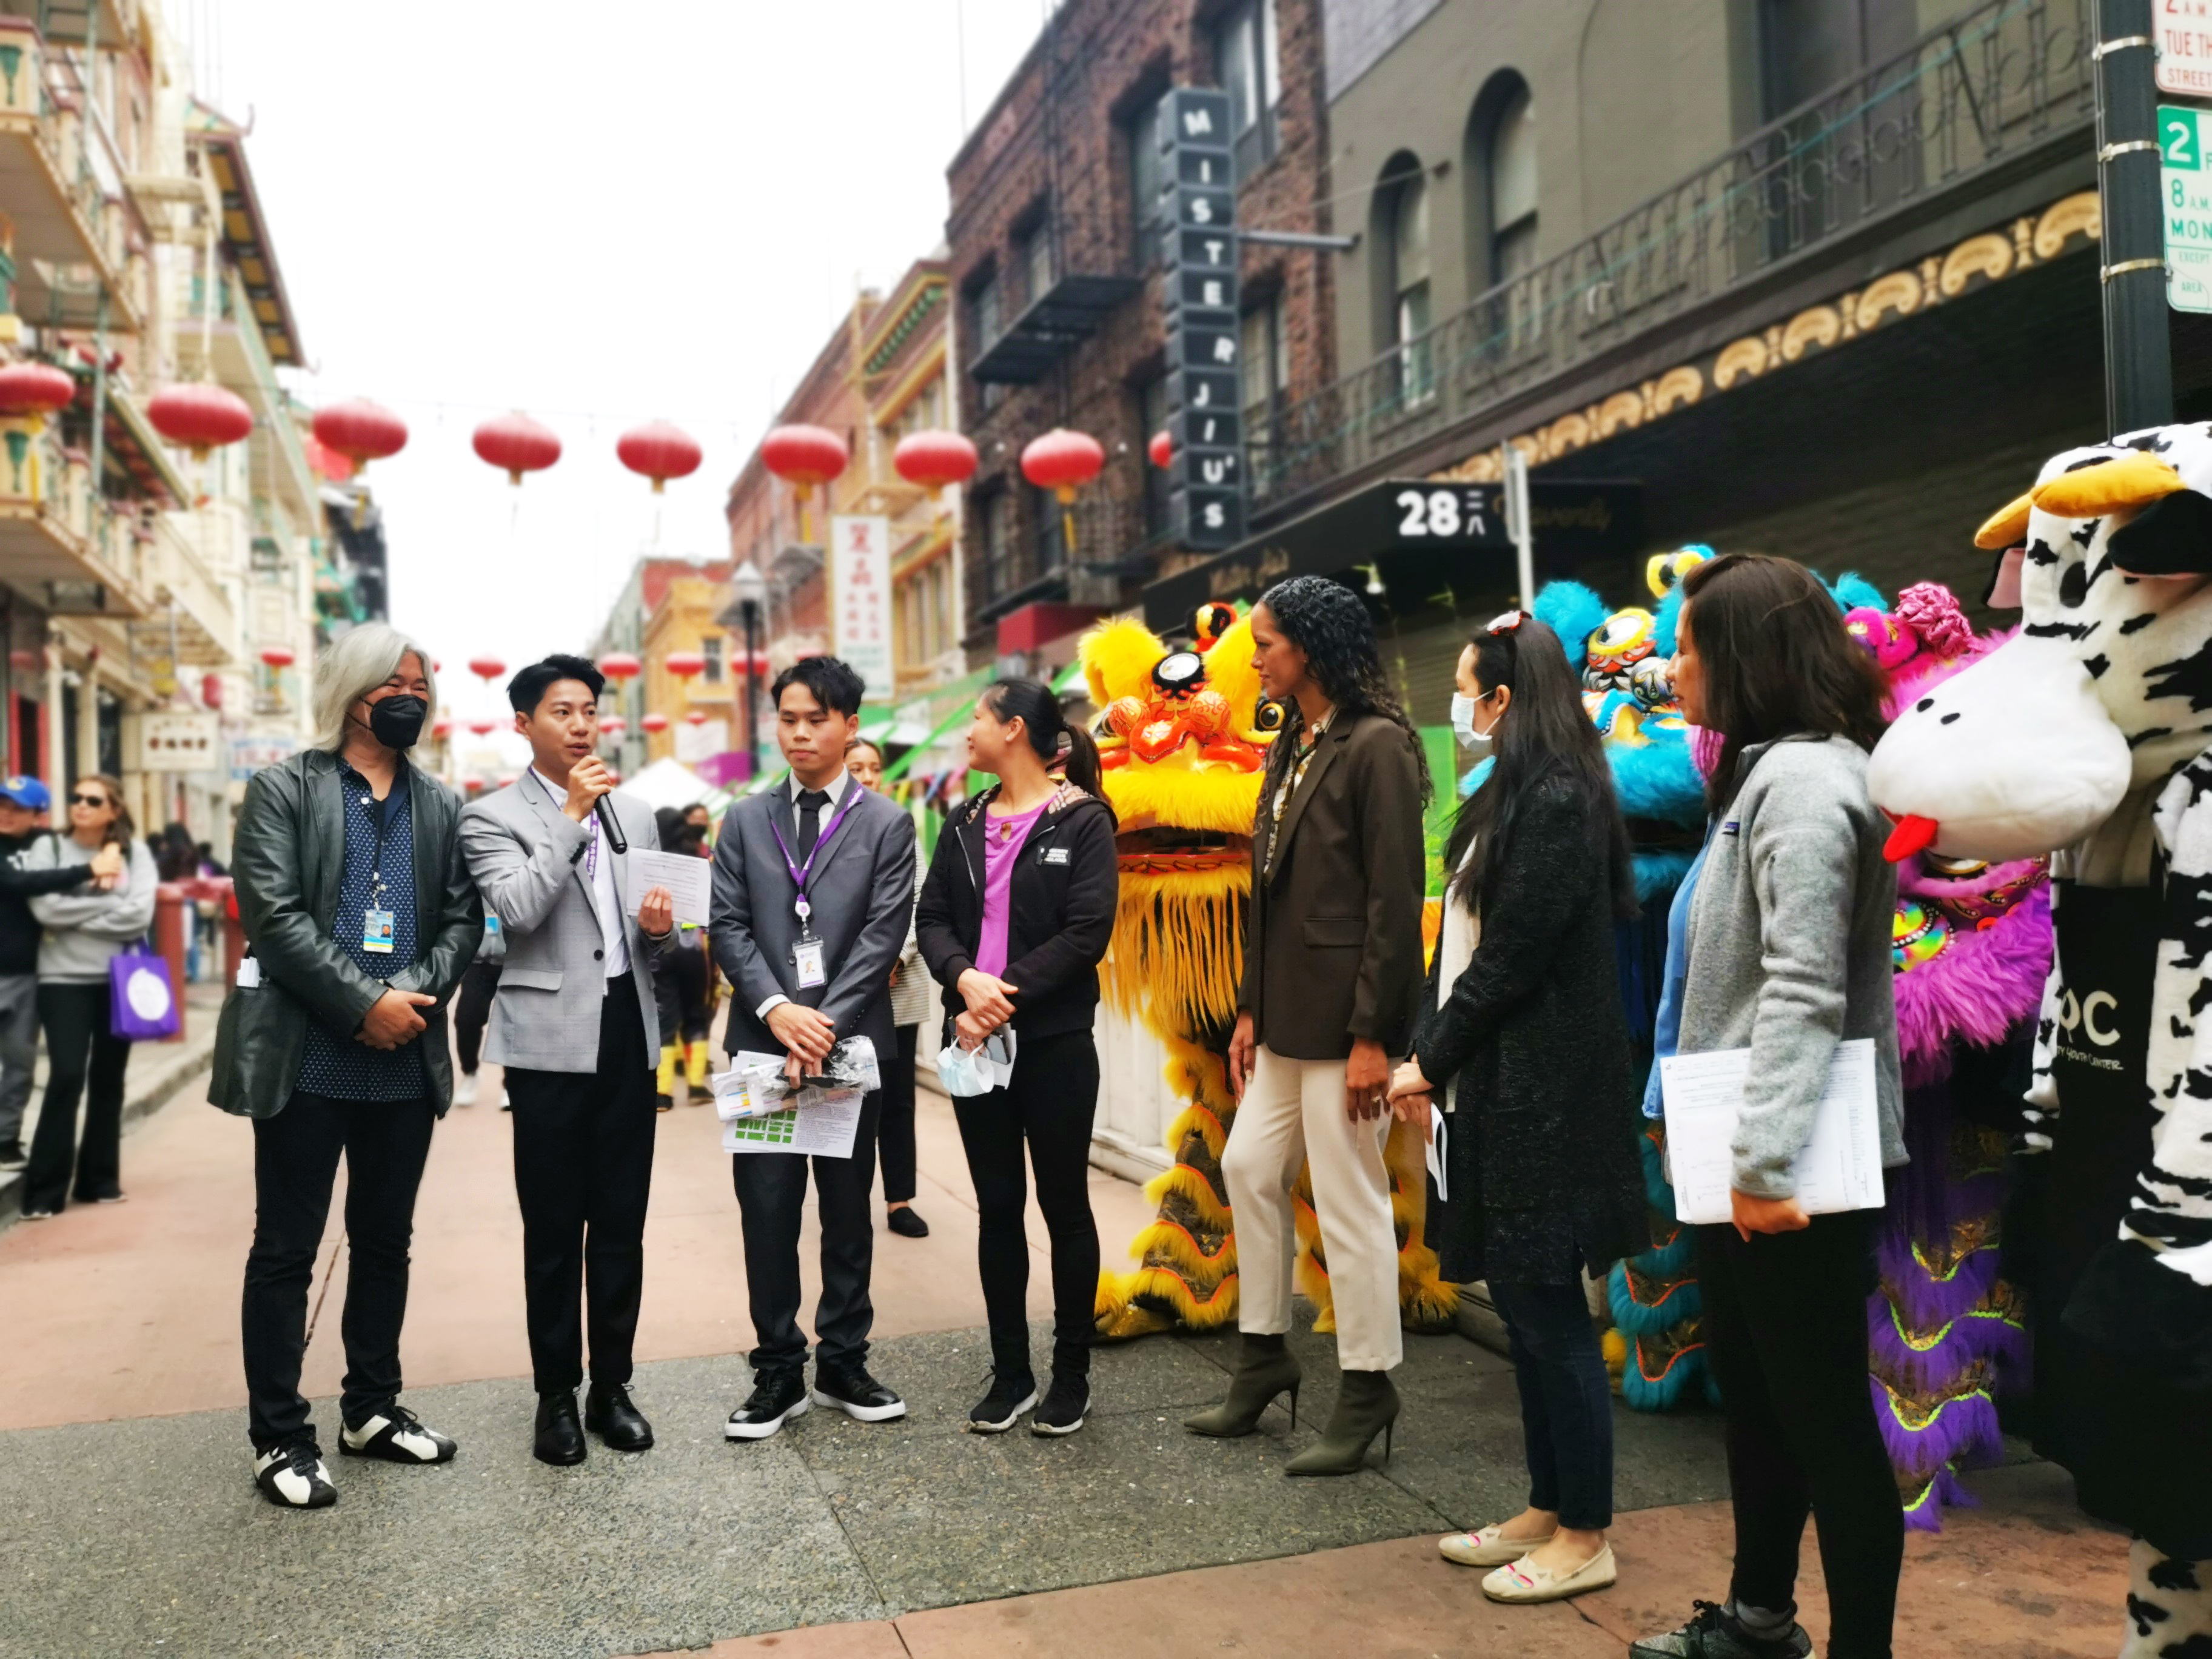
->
[1184,1333,1303,1437]
[1284,1368,1399,1475]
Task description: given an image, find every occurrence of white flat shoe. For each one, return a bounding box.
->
[1481,1543,1617,1603]
[1439,1523,1555,1567]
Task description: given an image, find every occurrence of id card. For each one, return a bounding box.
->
[793,938,826,988]
[361,908,396,954]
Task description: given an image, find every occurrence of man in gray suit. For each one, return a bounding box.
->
[461,654,675,1467]
[711,655,916,1439]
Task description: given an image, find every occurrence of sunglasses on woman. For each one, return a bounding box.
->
[69,793,107,808]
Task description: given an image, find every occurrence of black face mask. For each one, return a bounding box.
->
[366,694,428,751]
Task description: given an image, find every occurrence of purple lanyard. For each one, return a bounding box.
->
[768,788,860,933]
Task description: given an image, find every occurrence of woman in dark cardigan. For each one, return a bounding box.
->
[1389,609,1647,1606]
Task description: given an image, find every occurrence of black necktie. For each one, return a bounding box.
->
[796,789,830,861]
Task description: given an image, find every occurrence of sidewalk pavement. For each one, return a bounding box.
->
[0,1021,2136,1658]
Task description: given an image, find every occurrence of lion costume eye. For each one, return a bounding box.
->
[1254,700,1286,732]
[1153,651,1205,694]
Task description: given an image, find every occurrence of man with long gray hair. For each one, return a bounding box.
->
[214,623,483,1510]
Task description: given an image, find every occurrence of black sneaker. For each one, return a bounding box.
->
[253,1438,337,1509]
[0,1138,24,1170]
[338,1403,457,1464]
[966,1370,1037,1433]
[1630,1601,1813,1659]
[812,1364,907,1423]
[724,1372,809,1441]
[1031,1371,1089,1436]
[886,1205,930,1238]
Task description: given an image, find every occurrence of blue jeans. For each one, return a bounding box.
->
[1490,1279,1615,1531]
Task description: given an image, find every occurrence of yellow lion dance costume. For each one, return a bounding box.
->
[1085,603,1458,1341]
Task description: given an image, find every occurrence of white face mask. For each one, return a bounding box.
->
[1452,690,1498,753]
[934,1027,1020,1097]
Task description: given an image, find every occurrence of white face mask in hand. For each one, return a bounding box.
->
[935,1028,1019,1097]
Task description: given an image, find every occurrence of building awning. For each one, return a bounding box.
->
[1141,477,1643,632]
[186,106,306,368]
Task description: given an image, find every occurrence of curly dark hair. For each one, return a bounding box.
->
[1255,575,1433,806]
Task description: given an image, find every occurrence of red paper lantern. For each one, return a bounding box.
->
[148,383,253,457]
[599,715,627,736]
[734,649,772,677]
[431,716,454,739]
[640,711,670,734]
[893,429,977,492]
[1021,429,1105,498]
[466,717,497,736]
[663,650,706,680]
[258,646,295,669]
[762,423,849,489]
[0,361,75,423]
[303,435,356,482]
[462,776,484,793]
[1148,429,1173,469]
[685,709,709,726]
[472,411,562,486]
[468,655,506,683]
[311,398,409,474]
[598,652,642,682]
[615,421,702,494]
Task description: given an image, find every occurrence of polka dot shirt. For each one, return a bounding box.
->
[297,762,426,1102]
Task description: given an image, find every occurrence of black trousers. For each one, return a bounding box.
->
[504,977,657,1395]
[732,1088,880,1379]
[1698,1210,1903,1659]
[880,1024,919,1205]
[951,1028,1100,1379]
[240,1090,436,1449]
[453,960,500,1075]
[22,982,132,1213]
[652,936,713,1046]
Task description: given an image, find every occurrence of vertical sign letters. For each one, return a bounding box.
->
[828,514,895,699]
[1159,88,1247,551]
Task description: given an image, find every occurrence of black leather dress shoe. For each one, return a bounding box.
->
[811,1364,907,1422]
[534,1390,586,1466]
[583,1382,654,1452]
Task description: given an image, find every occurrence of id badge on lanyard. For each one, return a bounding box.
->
[362,908,396,954]
[774,798,857,991]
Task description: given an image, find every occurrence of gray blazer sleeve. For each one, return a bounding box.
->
[460,797,588,938]
[816,808,917,1043]
[709,809,788,1015]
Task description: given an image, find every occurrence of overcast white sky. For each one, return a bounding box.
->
[201,0,1045,747]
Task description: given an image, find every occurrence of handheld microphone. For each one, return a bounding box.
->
[594,794,628,855]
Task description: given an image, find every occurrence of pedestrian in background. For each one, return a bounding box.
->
[17,774,157,1219]
[0,776,117,1171]
[452,912,505,1108]
[917,682,1117,1434]
[649,805,716,1112]
[1389,610,1647,1604]
[220,626,481,1510]
[1631,554,1904,1659]
[846,736,930,1239]
[1187,574,1429,1474]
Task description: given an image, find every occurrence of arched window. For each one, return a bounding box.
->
[1372,152,1433,405]
[1487,84,1537,283]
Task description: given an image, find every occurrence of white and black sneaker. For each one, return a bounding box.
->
[965,1370,1037,1433]
[339,1404,457,1464]
[253,1439,337,1509]
[1031,1371,1089,1437]
[455,1072,479,1107]
[812,1364,907,1423]
[724,1371,810,1441]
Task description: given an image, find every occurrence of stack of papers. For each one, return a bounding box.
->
[1657,1039,1885,1225]
[711,1047,866,1159]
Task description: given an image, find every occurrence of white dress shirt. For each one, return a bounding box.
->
[532,767,630,981]
[756,768,853,1021]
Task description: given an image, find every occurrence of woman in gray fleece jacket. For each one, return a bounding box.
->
[1630,556,1905,1659]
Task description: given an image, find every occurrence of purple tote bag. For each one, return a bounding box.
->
[110,941,179,1041]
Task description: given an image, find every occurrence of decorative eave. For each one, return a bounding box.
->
[860,263,949,381]
[185,101,305,368]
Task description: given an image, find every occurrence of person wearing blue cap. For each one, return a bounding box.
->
[0,776,119,1170]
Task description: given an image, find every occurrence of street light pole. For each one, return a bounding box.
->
[742,598,760,782]
[2095,0,2174,435]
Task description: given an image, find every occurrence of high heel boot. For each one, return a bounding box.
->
[1184,1332,1302,1436]
[1284,1369,1399,1475]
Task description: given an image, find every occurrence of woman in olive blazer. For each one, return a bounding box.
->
[1187,575,1429,1477]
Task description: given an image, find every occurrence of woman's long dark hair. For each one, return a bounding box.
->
[1446,615,1636,920]
[1255,575,1433,806]
[1680,553,1889,811]
[982,678,1116,825]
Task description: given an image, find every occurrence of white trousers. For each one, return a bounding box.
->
[1221,1042,1403,1372]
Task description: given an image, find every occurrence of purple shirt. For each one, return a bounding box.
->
[974,803,1048,979]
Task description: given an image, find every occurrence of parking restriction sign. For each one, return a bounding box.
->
[2162,104,2212,313]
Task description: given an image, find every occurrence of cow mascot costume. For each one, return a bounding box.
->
[1868,423,2212,1654]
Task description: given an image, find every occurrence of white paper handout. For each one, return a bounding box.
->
[1657,1038,1884,1226]
[625,849,713,928]
[713,1048,864,1159]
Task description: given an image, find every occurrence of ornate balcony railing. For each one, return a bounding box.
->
[1248,0,2093,511]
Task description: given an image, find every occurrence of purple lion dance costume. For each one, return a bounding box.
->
[1849,583,2048,1531]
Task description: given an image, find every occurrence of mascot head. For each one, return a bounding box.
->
[1868,423,2212,863]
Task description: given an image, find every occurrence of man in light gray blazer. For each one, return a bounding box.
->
[711,655,916,1441]
[461,654,674,1469]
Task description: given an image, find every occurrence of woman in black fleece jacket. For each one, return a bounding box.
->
[917,679,1118,1438]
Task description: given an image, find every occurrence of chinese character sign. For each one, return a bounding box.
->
[830,515,894,699]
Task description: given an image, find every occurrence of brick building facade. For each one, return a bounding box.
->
[945,0,1335,669]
